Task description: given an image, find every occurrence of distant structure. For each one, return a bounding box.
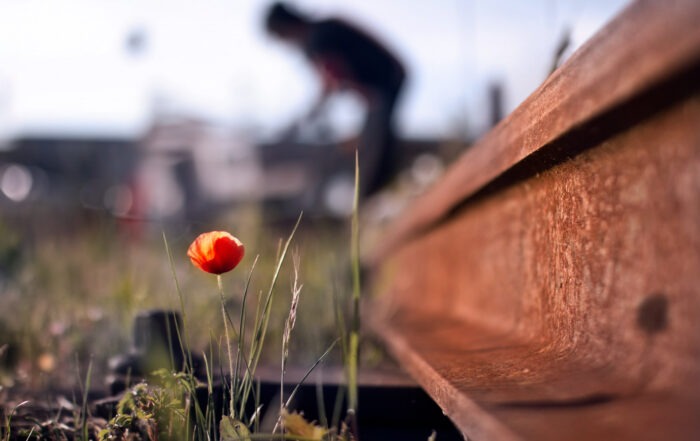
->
[0,135,138,232]
[488,81,504,128]
[125,26,148,58]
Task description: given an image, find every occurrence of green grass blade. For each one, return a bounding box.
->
[283,338,339,410]
[162,231,195,375]
[239,213,302,417]
[347,150,361,413]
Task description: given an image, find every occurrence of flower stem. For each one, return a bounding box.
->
[218,274,236,417]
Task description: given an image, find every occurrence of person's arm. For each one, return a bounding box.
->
[304,54,347,120]
[278,61,334,138]
[280,53,349,137]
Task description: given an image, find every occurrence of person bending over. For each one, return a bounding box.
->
[265,1,407,197]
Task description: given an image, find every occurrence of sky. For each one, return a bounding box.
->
[0,0,631,142]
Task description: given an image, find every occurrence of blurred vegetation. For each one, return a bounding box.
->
[0,204,358,394]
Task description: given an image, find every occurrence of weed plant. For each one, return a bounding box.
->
[0,160,374,440]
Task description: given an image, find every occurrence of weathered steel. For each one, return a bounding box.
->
[368,0,700,440]
[370,0,700,263]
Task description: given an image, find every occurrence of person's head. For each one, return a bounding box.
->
[265,2,311,42]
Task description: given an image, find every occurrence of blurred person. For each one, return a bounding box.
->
[265,1,407,197]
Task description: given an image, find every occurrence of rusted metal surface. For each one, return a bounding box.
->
[367,1,700,439]
[369,0,700,264]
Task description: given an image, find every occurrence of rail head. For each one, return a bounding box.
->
[369,0,700,264]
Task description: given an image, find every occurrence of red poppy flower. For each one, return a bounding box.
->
[187,231,245,275]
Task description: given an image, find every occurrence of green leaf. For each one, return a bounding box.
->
[219,415,251,441]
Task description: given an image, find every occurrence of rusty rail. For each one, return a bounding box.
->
[367,0,700,439]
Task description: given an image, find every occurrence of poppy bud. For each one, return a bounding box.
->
[187,231,245,275]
